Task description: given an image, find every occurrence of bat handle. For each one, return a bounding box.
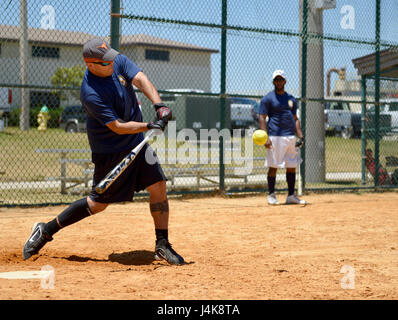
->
[147,128,163,137]
[146,129,155,139]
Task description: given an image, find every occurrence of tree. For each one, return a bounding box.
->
[50,65,85,101]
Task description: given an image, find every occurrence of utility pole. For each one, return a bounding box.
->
[19,0,29,131]
[299,0,335,183]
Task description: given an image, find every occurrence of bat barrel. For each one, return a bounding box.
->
[94,130,156,195]
[95,151,137,194]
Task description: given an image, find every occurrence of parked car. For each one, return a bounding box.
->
[324,101,353,139]
[229,97,259,131]
[370,99,398,132]
[0,88,12,131]
[351,109,392,139]
[351,112,362,137]
[59,105,87,133]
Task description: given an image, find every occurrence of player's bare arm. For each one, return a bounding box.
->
[107,71,172,136]
[259,114,272,149]
[293,115,304,148]
[132,71,162,105]
[106,118,149,135]
[132,71,172,124]
[294,115,304,148]
[294,115,303,139]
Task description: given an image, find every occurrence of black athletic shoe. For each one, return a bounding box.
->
[154,239,185,265]
[23,222,53,260]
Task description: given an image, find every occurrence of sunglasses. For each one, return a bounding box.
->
[91,62,111,66]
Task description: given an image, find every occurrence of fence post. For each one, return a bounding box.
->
[110,0,121,51]
[361,75,367,185]
[374,0,381,187]
[299,0,308,192]
[19,0,29,131]
[219,0,227,192]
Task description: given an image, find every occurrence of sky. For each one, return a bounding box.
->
[1,0,397,97]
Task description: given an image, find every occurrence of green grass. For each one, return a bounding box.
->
[326,137,363,172]
[1,127,397,181]
[326,136,397,172]
[1,126,397,205]
[0,127,90,181]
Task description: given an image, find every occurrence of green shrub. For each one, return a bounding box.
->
[8,107,63,128]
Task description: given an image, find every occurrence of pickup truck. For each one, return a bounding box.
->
[229,97,259,131]
[351,110,392,138]
[324,101,353,139]
[375,99,398,132]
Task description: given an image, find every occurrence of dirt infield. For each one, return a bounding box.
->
[1,191,398,300]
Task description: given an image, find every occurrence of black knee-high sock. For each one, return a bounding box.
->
[45,198,93,236]
[155,229,168,244]
[286,172,296,196]
[267,176,276,194]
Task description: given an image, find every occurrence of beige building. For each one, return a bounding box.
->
[0,25,218,108]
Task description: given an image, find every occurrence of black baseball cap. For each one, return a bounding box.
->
[83,38,119,62]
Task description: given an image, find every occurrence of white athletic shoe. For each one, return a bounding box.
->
[286,194,307,205]
[267,193,280,205]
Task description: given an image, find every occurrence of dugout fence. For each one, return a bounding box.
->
[0,0,397,206]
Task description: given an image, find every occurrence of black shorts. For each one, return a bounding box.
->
[89,144,166,203]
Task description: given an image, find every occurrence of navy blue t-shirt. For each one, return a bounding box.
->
[80,54,144,154]
[258,91,298,136]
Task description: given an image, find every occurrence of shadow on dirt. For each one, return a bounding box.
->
[58,250,194,266]
[56,250,155,266]
[108,250,155,265]
[61,255,108,263]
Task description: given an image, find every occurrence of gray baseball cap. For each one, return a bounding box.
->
[83,38,119,61]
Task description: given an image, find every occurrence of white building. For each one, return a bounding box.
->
[0,25,218,108]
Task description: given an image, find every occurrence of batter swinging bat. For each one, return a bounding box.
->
[95,129,162,194]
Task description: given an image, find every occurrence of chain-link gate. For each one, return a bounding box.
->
[0,1,397,206]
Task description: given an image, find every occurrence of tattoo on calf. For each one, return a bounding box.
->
[150,200,169,214]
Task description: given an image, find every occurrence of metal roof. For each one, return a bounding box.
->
[352,48,398,78]
[0,24,218,53]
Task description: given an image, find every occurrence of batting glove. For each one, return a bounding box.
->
[154,103,173,121]
[295,137,304,148]
[147,118,168,132]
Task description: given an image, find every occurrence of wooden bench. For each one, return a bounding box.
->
[81,158,266,191]
[165,165,266,190]
[386,156,398,185]
[35,149,92,194]
[386,156,398,167]
[36,147,267,194]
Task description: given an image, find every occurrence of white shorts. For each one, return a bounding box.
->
[265,135,302,168]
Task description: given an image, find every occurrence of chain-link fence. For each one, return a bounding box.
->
[0,1,397,206]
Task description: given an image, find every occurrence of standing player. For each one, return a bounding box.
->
[23,38,185,265]
[258,70,306,205]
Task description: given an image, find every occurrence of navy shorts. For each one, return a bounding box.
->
[89,144,166,203]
